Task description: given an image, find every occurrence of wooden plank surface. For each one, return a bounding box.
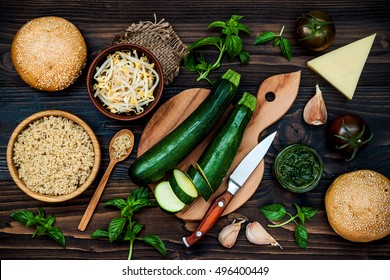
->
[0,0,389,260]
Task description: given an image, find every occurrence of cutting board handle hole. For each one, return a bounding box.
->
[265,92,276,102]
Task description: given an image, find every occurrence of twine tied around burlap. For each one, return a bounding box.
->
[109,15,189,85]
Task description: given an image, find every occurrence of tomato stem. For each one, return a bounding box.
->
[333,120,373,161]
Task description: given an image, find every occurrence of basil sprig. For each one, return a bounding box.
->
[10,208,66,248]
[184,15,250,84]
[259,203,318,249]
[254,25,292,61]
[92,186,167,260]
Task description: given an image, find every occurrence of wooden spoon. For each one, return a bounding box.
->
[78,129,134,231]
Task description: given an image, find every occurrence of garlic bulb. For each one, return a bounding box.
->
[303,84,328,125]
[246,221,282,249]
[218,219,245,248]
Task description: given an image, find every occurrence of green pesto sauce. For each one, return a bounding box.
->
[275,144,322,192]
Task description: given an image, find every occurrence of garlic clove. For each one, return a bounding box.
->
[303,84,328,126]
[246,221,282,249]
[218,219,245,249]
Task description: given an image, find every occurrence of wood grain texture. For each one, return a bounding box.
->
[0,0,389,260]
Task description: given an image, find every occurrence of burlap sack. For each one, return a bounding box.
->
[109,16,189,85]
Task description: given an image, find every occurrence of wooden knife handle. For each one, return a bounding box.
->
[182,191,234,247]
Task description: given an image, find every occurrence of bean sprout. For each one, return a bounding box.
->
[93,50,159,115]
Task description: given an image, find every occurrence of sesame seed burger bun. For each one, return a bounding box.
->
[325,170,390,242]
[11,16,87,92]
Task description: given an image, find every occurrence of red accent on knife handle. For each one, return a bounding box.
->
[183,191,234,247]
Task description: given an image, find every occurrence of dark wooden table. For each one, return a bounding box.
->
[0,0,389,260]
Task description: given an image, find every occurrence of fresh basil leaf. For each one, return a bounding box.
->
[10,208,66,248]
[45,215,55,228]
[106,198,127,210]
[301,207,318,220]
[208,20,227,30]
[184,53,197,72]
[188,37,221,51]
[280,37,292,61]
[295,203,306,224]
[221,28,231,36]
[195,61,211,71]
[141,235,168,259]
[273,37,281,47]
[124,230,136,242]
[10,210,34,226]
[226,34,242,58]
[254,32,276,45]
[224,22,237,36]
[224,16,240,35]
[37,207,45,219]
[127,186,149,204]
[120,205,131,218]
[224,16,249,36]
[295,224,308,249]
[131,222,145,235]
[25,216,38,227]
[91,229,109,239]
[237,23,250,35]
[230,15,244,23]
[132,199,157,213]
[239,50,250,65]
[47,226,66,248]
[137,186,150,200]
[108,217,127,242]
[185,15,250,84]
[259,204,286,221]
[33,225,46,238]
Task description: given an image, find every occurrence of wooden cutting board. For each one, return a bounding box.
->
[137,71,301,220]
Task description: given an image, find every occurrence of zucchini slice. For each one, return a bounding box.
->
[187,164,214,200]
[169,169,198,204]
[154,181,186,213]
[195,163,213,190]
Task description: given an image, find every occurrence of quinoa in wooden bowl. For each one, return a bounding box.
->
[7,110,101,202]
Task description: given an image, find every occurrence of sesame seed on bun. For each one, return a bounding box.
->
[11,16,87,92]
[325,170,390,242]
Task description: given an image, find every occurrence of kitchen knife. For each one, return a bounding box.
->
[182,131,277,247]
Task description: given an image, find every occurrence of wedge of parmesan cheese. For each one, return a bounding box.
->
[307,34,376,100]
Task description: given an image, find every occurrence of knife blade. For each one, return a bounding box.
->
[182,131,277,247]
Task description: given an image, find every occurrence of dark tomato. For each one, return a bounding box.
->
[327,114,373,161]
[296,11,336,52]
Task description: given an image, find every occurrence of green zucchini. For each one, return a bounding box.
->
[128,69,241,185]
[187,92,257,200]
[187,163,214,200]
[154,181,186,213]
[169,169,198,204]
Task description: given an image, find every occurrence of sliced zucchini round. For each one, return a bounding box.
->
[154,181,186,213]
[169,169,199,204]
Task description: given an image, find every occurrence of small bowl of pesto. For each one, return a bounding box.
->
[273,144,323,193]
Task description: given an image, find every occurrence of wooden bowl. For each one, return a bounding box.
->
[86,43,164,121]
[6,110,101,202]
